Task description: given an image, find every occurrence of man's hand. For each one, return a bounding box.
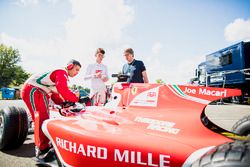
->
[75,91,80,98]
[62,101,75,108]
[95,72,102,78]
[101,75,108,82]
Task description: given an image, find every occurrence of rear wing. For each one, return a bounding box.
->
[172,85,242,103]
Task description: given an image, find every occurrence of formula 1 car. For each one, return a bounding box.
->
[1,79,250,166]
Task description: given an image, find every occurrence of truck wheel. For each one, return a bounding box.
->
[231,96,244,104]
[191,141,250,167]
[232,115,250,136]
[0,106,28,150]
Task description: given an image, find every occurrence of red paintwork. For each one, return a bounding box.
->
[42,83,241,167]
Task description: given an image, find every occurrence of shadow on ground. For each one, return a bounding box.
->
[2,142,35,158]
[2,134,35,158]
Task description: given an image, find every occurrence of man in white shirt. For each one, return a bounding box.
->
[84,48,109,105]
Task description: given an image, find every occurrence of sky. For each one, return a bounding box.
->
[0,0,250,87]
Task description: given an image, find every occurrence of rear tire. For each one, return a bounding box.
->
[0,106,28,150]
[191,141,250,167]
[232,114,250,136]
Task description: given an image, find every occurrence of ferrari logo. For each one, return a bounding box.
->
[131,87,138,95]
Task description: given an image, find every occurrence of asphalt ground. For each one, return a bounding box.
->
[205,104,250,131]
[0,100,249,167]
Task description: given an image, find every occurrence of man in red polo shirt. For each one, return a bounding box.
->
[21,59,81,161]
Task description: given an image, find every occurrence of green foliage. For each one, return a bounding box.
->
[77,85,83,90]
[0,44,29,87]
[12,66,30,86]
[190,77,198,84]
[76,85,90,93]
[156,78,165,84]
[83,87,90,93]
[69,84,90,93]
[71,84,77,90]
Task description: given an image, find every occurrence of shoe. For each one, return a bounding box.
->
[35,146,56,162]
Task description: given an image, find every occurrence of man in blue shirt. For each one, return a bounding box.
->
[122,48,149,83]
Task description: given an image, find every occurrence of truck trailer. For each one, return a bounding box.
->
[195,41,250,104]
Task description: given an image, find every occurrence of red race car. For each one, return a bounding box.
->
[1,82,250,167]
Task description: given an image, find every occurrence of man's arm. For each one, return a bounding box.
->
[101,65,109,82]
[84,64,95,80]
[121,64,125,74]
[101,76,108,82]
[140,61,149,83]
[50,93,64,105]
[142,71,149,83]
[54,70,78,102]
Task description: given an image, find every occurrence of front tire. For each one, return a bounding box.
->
[191,141,250,167]
[0,106,28,150]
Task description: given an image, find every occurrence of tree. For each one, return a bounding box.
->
[69,85,90,93]
[189,77,198,84]
[12,66,30,86]
[83,87,90,93]
[71,84,77,90]
[156,78,165,84]
[0,44,29,87]
[77,85,83,90]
